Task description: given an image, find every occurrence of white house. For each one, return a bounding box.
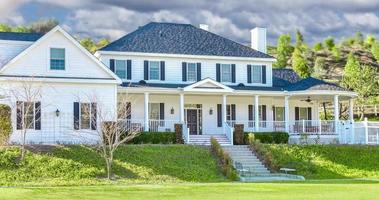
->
[0,22,356,145]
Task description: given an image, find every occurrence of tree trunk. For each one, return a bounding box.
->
[20,131,26,160]
[323,102,328,120]
[105,152,113,180]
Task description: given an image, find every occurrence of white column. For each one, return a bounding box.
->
[255,95,259,132]
[179,93,184,122]
[334,95,339,135]
[284,96,290,133]
[222,95,227,132]
[144,92,149,132]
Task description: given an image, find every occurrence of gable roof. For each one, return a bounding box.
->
[0,26,122,84]
[183,78,234,92]
[100,22,273,59]
[0,32,43,42]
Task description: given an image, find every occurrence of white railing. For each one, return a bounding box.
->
[289,120,335,135]
[224,121,234,145]
[227,120,285,132]
[148,119,179,132]
[182,123,190,144]
[353,119,379,144]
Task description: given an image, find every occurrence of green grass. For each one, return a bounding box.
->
[263,144,379,179]
[0,145,225,186]
[1,182,379,200]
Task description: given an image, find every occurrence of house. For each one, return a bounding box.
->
[0,22,356,145]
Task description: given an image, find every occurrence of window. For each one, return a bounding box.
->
[115,60,127,79]
[24,102,35,129]
[149,103,160,120]
[17,101,40,130]
[299,107,310,120]
[252,65,262,83]
[251,105,266,121]
[226,105,232,121]
[187,63,197,81]
[274,107,284,121]
[149,61,160,80]
[50,48,65,70]
[80,103,91,129]
[221,64,232,82]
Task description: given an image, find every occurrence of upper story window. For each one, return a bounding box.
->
[187,63,197,82]
[252,65,262,83]
[221,64,232,82]
[50,48,65,70]
[115,60,127,79]
[149,61,160,80]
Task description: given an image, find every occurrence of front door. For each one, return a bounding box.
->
[187,109,198,135]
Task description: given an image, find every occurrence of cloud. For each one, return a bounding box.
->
[344,12,379,30]
[0,0,28,24]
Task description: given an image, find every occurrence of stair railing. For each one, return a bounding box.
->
[224,122,234,145]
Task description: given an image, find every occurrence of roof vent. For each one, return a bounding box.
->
[199,24,209,31]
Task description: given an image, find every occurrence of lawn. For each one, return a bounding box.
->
[1,181,379,200]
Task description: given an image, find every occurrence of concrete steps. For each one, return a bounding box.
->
[188,134,231,146]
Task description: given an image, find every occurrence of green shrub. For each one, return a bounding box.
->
[127,132,176,144]
[233,124,244,145]
[243,132,289,144]
[0,105,12,145]
[248,139,279,172]
[210,137,238,181]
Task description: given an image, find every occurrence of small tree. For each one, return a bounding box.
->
[0,104,12,145]
[295,30,304,49]
[324,37,335,51]
[274,34,293,68]
[371,42,379,63]
[292,47,311,78]
[313,42,323,51]
[312,57,327,79]
[354,32,364,46]
[364,35,376,49]
[331,46,341,60]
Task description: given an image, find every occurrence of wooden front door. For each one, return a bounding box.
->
[187,109,198,135]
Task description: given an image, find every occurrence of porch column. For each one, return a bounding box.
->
[179,93,184,122]
[284,96,290,133]
[222,94,227,132]
[144,92,149,131]
[349,98,354,122]
[334,95,339,135]
[254,95,259,132]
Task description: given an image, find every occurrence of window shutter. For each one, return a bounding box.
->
[307,107,312,120]
[126,60,132,80]
[74,102,80,130]
[197,63,201,81]
[16,101,23,130]
[217,104,222,127]
[216,64,221,82]
[159,103,165,120]
[231,104,236,120]
[182,62,187,81]
[126,102,131,119]
[110,59,115,72]
[144,60,149,80]
[247,65,252,83]
[262,65,266,84]
[34,102,41,130]
[231,64,236,83]
[273,106,276,121]
[160,61,165,80]
[91,103,97,130]
[261,105,267,121]
[295,107,299,121]
[248,105,253,121]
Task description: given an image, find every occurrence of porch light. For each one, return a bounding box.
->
[170,107,174,114]
[55,109,60,117]
[209,108,213,115]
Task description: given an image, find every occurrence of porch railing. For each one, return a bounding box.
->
[182,123,190,144]
[226,120,286,132]
[289,120,335,135]
[119,119,180,132]
[224,122,234,145]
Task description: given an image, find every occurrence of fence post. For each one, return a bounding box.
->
[318,120,322,135]
[350,120,355,144]
[364,117,369,144]
[302,119,305,133]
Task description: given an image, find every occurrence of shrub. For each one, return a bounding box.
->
[174,124,184,144]
[127,132,176,144]
[243,132,289,144]
[248,139,279,172]
[0,105,12,145]
[233,124,244,145]
[210,137,238,180]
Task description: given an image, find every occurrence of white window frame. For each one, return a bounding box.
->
[299,107,310,120]
[274,106,285,121]
[50,48,65,70]
[19,101,36,130]
[115,60,127,79]
[252,105,265,121]
[220,64,232,83]
[149,61,160,80]
[149,103,160,120]
[252,65,262,83]
[79,102,95,130]
[186,63,197,82]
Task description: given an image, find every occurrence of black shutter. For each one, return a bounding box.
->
[126,102,131,119]
[248,105,253,120]
[159,103,165,120]
[231,64,236,83]
[216,63,221,82]
[126,60,132,80]
[295,107,299,120]
[110,59,115,72]
[231,104,236,120]
[197,63,201,81]
[144,60,149,80]
[160,61,165,80]
[262,105,267,121]
[307,107,312,120]
[182,62,187,81]
[247,65,252,83]
[74,102,80,130]
[35,102,41,130]
[273,106,276,121]
[91,103,97,130]
[262,65,266,84]
[217,104,222,127]
[16,101,23,130]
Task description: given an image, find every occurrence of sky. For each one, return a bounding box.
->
[1,0,379,45]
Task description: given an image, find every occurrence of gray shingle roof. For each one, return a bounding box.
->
[100,22,273,59]
[0,32,43,42]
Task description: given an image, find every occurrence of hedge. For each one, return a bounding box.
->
[0,104,12,145]
[210,137,238,181]
[127,132,177,144]
[243,132,289,144]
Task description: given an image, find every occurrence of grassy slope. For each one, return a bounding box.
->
[263,144,379,179]
[0,145,225,186]
[2,182,379,200]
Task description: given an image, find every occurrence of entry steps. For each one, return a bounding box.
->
[188,134,231,145]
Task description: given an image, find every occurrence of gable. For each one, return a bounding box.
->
[0,27,121,83]
[183,78,233,92]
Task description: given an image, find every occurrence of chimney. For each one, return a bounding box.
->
[250,27,267,53]
[199,24,209,31]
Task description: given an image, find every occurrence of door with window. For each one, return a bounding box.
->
[187,109,198,135]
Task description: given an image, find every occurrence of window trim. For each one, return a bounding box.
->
[115,59,127,79]
[148,61,161,80]
[50,48,66,70]
[251,65,262,83]
[79,102,95,130]
[18,101,36,130]
[186,62,197,82]
[220,64,232,83]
